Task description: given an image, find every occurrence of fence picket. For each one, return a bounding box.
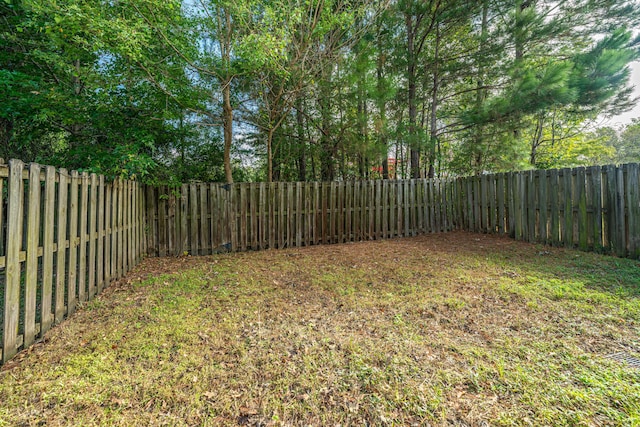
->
[118,179,125,278]
[200,184,209,254]
[381,180,388,238]
[110,181,118,280]
[55,170,68,323]
[488,175,496,233]
[2,160,24,362]
[497,174,505,234]
[408,180,415,236]
[67,171,79,314]
[480,175,488,232]
[157,186,167,257]
[24,163,41,348]
[590,166,603,251]
[88,174,97,299]
[526,171,535,242]
[251,184,258,250]
[614,166,626,256]
[576,167,588,251]
[626,164,640,258]
[97,176,105,293]
[538,170,548,243]
[41,166,56,333]
[78,172,89,301]
[167,187,176,256]
[296,182,303,247]
[549,169,560,245]
[127,180,134,272]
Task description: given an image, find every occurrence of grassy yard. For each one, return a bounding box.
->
[0,231,639,426]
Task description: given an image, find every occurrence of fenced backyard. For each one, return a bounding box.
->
[1,159,640,366]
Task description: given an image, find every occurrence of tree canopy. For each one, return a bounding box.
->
[1,0,639,182]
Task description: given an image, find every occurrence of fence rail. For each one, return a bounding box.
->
[0,160,146,363]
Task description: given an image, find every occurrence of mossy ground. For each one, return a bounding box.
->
[1,231,639,426]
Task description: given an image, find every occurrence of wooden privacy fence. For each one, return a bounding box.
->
[458,164,640,258]
[146,164,640,259]
[0,160,146,363]
[145,179,460,256]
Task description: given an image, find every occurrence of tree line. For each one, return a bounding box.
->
[1,0,639,183]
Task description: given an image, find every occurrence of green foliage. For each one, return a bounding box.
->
[587,120,640,165]
[1,0,639,182]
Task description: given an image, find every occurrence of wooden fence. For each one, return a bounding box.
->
[458,164,640,258]
[145,179,460,256]
[0,160,146,363]
[146,164,640,259]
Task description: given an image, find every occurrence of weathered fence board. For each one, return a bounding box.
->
[24,163,41,348]
[55,170,68,323]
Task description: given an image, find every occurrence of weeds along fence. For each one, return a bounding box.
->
[2,160,640,365]
[0,160,146,364]
[145,164,640,259]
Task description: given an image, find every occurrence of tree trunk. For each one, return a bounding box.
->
[296,97,306,182]
[267,127,274,182]
[218,6,234,184]
[530,113,545,166]
[382,159,389,180]
[513,0,531,140]
[319,78,335,181]
[406,14,421,179]
[472,0,489,175]
[376,22,389,180]
[222,79,234,183]
[427,24,440,179]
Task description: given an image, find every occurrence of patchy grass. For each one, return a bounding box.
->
[1,231,639,426]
